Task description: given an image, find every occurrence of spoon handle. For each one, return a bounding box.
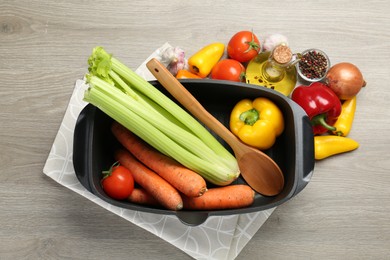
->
[146,58,236,146]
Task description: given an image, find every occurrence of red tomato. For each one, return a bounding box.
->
[102,164,134,200]
[211,59,246,82]
[227,31,261,63]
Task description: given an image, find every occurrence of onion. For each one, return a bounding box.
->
[326,62,366,100]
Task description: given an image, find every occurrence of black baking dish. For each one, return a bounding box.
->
[73,79,315,226]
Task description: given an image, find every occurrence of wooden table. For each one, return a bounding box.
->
[1,1,389,259]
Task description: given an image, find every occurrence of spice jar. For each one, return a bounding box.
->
[296,48,330,83]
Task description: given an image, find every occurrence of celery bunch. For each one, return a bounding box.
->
[83,47,240,186]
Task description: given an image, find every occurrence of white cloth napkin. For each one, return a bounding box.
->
[43,43,275,260]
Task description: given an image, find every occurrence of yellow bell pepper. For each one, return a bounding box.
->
[332,96,357,137]
[188,42,225,78]
[230,98,284,150]
[314,135,359,160]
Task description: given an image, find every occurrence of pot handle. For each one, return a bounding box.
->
[176,211,209,226]
[294,113,315,195]
[72,105,94,192]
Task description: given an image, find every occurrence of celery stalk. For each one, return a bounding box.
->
[84,82,237,185]
[112,57,237,165]
[87,75,230,169]
[109,69,189,131]
[85,46,240,185]
[85,89,238,181]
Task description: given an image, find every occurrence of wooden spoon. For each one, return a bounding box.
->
[146,58,284,196]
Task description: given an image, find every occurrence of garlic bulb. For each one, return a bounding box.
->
[262,34,289,52]
[160,46,188,76]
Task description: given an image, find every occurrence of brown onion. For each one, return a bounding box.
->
[326,62,366,100]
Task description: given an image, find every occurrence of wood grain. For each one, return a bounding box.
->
[1,0,389,259]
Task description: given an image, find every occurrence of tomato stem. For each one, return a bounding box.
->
[239,72,246,82]
[102,161,120,179]
[244,31,260,53]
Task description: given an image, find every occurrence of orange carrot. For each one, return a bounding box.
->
[127,188,159,206]
[182,185,255,210]
[111,122,207,197]
[115,149,183,211]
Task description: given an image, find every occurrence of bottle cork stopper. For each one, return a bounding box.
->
[273,45,292,64]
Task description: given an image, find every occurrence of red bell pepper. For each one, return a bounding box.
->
[291,82,342,135]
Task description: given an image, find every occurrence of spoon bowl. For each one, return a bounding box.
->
[146,58,284,196]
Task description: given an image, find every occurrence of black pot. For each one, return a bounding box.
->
[73,79,315,226]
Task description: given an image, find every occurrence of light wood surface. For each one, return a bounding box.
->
[1,0,389,259]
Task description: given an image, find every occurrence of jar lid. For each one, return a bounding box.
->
[273,45,292,64]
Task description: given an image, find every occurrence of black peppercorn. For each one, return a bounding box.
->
[298,50,329,80]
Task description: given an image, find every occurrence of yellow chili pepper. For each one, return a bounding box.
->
[230,98,284,150]
[332,96,357,137]
[314,135,359,160]
[188,42,225,78]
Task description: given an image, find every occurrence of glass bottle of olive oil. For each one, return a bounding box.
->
[246,44,300,96]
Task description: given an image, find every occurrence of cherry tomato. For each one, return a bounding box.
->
[227,31,261,63]
[102,163,134,200]
[210,59,246,82]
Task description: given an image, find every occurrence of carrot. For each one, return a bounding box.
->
[111,122,207,197]
[128,188,159,206]
[181,185,255,210]
[115,149,183,211]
